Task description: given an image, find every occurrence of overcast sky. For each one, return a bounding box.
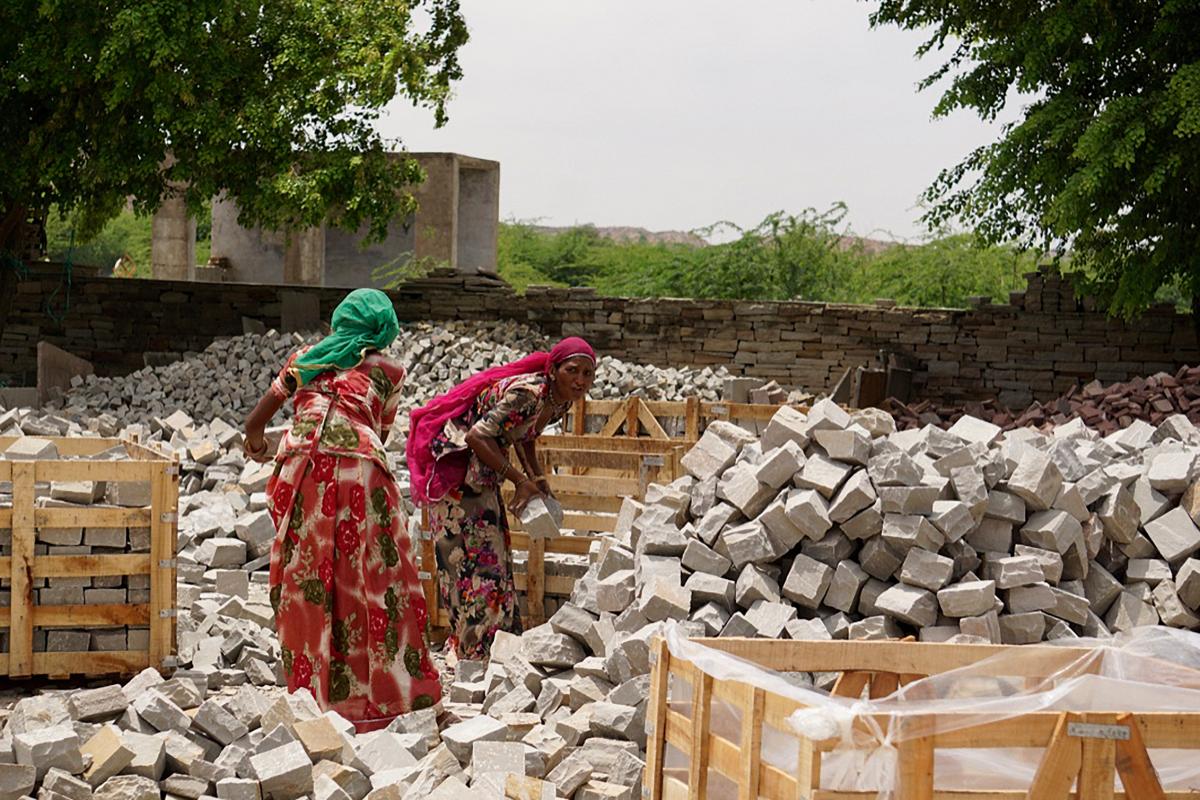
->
[379,0,1018,242]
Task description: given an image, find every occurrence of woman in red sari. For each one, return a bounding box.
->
[243,289,439,732]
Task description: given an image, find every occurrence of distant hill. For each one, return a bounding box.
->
[528,225,708,247]
[527,223,902,254]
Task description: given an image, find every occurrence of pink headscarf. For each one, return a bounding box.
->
[407,337,595,505]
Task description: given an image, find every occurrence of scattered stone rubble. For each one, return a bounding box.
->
[9,370,1200,797]
[48,321,730,428]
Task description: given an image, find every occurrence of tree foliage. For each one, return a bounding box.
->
[869,0,1200,316]
[0,0,468,253]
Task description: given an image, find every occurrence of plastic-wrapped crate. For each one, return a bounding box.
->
[647,625,1200,800]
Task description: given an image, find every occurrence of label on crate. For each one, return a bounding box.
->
[1067,722,1130,741]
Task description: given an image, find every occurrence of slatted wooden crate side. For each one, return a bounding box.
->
[648,638,1200,800]
[419,438,683,628]
[0,437,178,678]
[566,396,815,443]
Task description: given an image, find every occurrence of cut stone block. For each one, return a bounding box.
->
[694,503,741,547]
[794,454,853,499]
[875,584,938,628]
[987,556,1045,589]
[999,612,1046,644]
[753,441,805,489]
[781,554,832,609]
[637,581,691,622]
[785,617,833,641]
[1005,582,1056,614]
[3,437,59,460]
[1047,586,1090,625]
[1020,511,1082,555]
[1097,486,1139,544]
[743,600,797,638]
[812,429,871,466]
[442,715,508,764]
[94,776,160,800]
[867,450,923,487]
[841,502,883,540]
[1152,580,1200,629]
[929,500,974,543]
[859,537,903,581]
[828,470,876,524]
[51,480,106,504]
[882,514,944,553]
[899,549,954,591]
[757,496,806,556]
[520,496,563,540]
[879,486,939,516]
[1084,563,1124,615]
[937,580,996,618]
[1147,451,1197,493]
[67,684,127,722]
[13,725,82,781]
[1144,508,1200,562]
[250,741,313,799]
[1177,559,1200,609]
[717,522,775,569]
[717,464,775,518]
[960,610,1002,643]
[947,415,1001,446]
[681,539,731,576]
[523,626,587,669]
[685,572,736,609]
[595,570,636,614]
[1126,558,1173,586]
[1105,591,1161,632]
[734,564,781,608]
[823,561,869,613]
[1007,449,1063,512]
[81,725,134,787]
[783,490,832,541]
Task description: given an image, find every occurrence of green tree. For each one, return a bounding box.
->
[870,1,1200,318]
[0,0,468,261]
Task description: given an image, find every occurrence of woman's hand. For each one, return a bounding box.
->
[508,478,544,516]
[243,434,272,463]
[533,475,553,497]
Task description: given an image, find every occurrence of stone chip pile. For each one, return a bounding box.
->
[48,321,730,429]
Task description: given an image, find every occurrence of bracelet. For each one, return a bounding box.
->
[244,437,268,457]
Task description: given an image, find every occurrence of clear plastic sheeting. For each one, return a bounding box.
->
[661,624,1200,798]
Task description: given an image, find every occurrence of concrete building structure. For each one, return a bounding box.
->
[150,152,499,286]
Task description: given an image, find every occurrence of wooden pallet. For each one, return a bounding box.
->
[565,395,813,442]
[419,434,688,628]
[0,436,179,678]
[647,637,1200,800]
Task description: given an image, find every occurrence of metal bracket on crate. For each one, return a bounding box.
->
[710,403,728,415]
[158,559,177,569]
[166,464,181,477]
[418,571,431,580]
[159,609,178,618]
[161,656,179,668]
[160,512,178,524]
[641,455,665,468]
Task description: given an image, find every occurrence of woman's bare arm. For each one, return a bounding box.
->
[244,390,285,459]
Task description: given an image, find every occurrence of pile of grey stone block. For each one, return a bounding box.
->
[588,399,1200,645]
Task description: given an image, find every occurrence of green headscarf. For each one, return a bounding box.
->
[292,288,400,386]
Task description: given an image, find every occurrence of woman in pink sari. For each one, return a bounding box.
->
[407,338,597,659]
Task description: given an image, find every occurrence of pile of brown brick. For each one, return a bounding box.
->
[889,365,1200,435]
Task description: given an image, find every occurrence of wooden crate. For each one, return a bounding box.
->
[565,395,814,443]
[0,436,179,678]
[419,434,688,627]
[646,637,1200,800]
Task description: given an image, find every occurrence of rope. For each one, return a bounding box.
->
[43,228,74,324]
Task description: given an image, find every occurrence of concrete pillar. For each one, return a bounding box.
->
[456,162,500,274]
[411,153,459,269]
[283,226,325,286]
[151,196,196,280]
